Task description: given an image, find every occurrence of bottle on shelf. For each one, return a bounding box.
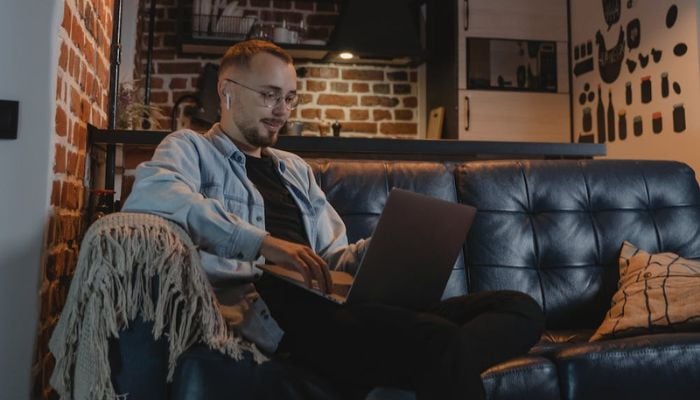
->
[298,18,307,44]
[332,120,342,137]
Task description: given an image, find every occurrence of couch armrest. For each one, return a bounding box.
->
[555,332,700,400]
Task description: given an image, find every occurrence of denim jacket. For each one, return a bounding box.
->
[123,124,367,352]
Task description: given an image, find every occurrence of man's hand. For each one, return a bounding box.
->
[259,236,333,294]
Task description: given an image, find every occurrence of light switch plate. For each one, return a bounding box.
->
[0,100,19,140]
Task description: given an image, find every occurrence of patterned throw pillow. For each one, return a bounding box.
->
[590,241,700,341]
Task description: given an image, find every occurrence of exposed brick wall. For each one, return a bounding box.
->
[33,0,114,398]
[132,0,419,137]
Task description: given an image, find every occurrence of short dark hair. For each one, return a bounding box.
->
[219,40,293,76]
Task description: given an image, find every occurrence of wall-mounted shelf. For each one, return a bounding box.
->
[175,0,422,65]
[88,125,606,161]
[179,36,330,60]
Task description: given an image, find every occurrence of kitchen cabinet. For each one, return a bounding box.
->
[457,0,567,40]
[457,90,570,142]
[427,0,571,141]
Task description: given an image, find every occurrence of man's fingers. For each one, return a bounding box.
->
[317,255,333,294]
[300,251,331,293]
[260,236,331,293]
[290,257,313,289]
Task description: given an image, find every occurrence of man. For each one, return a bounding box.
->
[124,40,544,400]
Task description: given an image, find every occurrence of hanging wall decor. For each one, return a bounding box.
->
[574,40,595,76]
[597,85,607,143]
[666,5,678,28]
[619,110,628,140]
[661,72,670,97]
[673,81,681,94]
[596,27,625,83]
[638,53,650,68]
[626,18,641,49]
[673,103,686,132]
[625,81,633,104]
[607,89,617,141]
[572,0,698,149]
[673,43,688,56]
[633,115,643,136]
[652,112,663,133]
[603,0,622,29]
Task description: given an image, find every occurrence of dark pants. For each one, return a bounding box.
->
[256,275,545,400]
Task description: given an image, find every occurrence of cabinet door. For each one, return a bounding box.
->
[458,0,568,40]
[458,90,570,142]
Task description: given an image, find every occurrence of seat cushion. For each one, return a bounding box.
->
[170,346,342,400]
[481,356,560,400]
[554,332,700,400]
[531,329,593,355]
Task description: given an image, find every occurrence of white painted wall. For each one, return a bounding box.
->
[0,0,60,398]
[571,0,700,175]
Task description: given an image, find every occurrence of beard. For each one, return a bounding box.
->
[242,124,277,147]
[233,113,282,148]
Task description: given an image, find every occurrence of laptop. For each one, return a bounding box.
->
[259,188,477,309]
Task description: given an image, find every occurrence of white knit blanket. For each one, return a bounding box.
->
[49,212,265,399]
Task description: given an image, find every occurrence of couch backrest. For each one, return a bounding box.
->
[309,159,700,330]
[458,159,700,329]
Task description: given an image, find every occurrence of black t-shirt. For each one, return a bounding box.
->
[245,154,310,247]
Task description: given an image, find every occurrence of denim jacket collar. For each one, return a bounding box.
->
[209,123,286,173]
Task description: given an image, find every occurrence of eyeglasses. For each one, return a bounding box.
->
[224,78,299,110]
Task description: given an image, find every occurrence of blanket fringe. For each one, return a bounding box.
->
[49,212,266,400]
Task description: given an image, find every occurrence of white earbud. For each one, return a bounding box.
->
[225,92,231,110]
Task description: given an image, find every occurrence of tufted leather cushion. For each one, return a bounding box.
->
[455,160,700,329]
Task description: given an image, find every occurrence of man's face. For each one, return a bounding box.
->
[223,53,297,148]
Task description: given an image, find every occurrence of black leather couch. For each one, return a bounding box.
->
[110,159,700,400]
